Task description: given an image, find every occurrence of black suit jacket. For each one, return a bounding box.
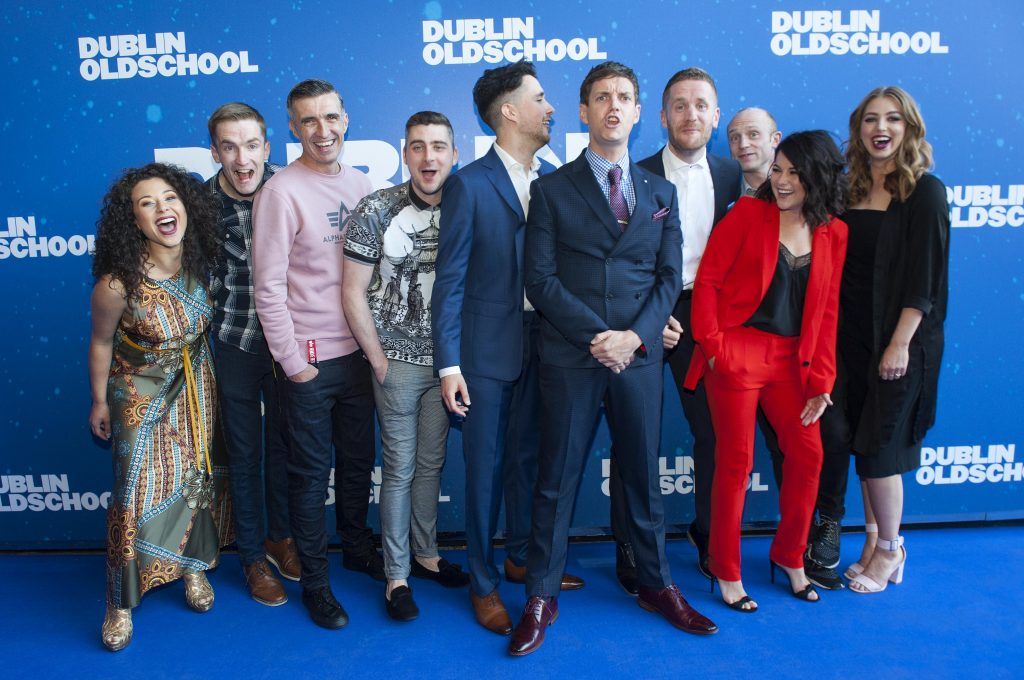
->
[636,146,742,226]
[524,152,682,369]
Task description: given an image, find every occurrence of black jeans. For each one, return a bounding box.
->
[279,351,376,592]
[213,337,290,565]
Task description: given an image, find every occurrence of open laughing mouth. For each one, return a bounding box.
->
[871,135,891,150]
[233,169,256,184]
[314,139,336,152]
[156,216,177,235]
[420,168,438,182]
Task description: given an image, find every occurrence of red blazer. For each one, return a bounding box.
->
[684,197,848,398]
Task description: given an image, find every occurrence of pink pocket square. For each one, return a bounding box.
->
[652,207,670,221]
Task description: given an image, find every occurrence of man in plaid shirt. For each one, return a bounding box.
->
[207,102,297,607]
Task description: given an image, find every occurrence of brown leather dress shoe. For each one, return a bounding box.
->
[470,590,513,635]
[503,558,585,591]
[265,537,301,582]
[508,596,558,657]
[244,560,287,606]
[637,584,718,635]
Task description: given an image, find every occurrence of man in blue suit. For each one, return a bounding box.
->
[432,61,583,637]
[508,61,718,657]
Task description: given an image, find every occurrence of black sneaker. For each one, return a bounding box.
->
[686,521,713,581]
[804,560,845,590]
[301,587,349,629]
[807,515,841,569]
[410,557,471,588]
[342,549,386,582]
[385,585,420,621]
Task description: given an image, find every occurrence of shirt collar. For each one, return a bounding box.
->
[663,145,708,174]
[404,181,434,211]
[493,143,540,175]
[585,147,631,177]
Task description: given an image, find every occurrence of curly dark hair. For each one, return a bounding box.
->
[92,162,220,301]
[755,130,847,229]
[473,61,538,131]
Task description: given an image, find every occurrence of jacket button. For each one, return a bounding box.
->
[606,293,613,300]
[802,361,810,367]
[635,293,641,299]
[606,258,612,264]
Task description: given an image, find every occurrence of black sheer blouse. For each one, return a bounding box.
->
[744,243,811,337]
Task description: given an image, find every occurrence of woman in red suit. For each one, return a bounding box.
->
[684,130,848,611]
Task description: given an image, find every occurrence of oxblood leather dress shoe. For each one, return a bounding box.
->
[508,596,558,657]
[615,542,639,595]
[503,558,585,591]
[637,585,718,635]
[470,590,513,635]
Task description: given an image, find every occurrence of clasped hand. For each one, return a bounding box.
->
[590,330,641,374]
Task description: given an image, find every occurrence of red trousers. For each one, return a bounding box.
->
[704,326,823,582]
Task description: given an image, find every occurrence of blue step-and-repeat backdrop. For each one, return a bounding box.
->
[1,1,1021,549]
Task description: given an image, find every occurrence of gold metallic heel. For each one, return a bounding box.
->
[101,607,133,652]
[183,571,215,612]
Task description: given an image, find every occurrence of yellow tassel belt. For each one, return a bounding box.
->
[120,334,212,475]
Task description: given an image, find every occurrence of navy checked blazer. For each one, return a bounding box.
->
[524,151,682,369]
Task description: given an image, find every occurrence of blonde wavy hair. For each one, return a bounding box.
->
[846,86,933,205]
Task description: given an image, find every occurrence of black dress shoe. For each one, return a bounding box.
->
[805,559,845,590]
[301,587,349,629]
[686,521,713,580]
[410,557,471,588]
[342,549,386,582]
[385,585,420,621]
[615,542,639,596]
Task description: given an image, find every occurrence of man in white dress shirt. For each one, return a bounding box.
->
[607,68,742,590]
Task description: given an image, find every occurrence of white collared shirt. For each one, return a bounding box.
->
[663,146,715,289]
[438,143,540,379]
[494,143,540,313]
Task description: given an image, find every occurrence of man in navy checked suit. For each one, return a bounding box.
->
[508,62,718,657]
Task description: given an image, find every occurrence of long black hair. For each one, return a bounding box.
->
[755,130,848,228]
[92,163,220,301]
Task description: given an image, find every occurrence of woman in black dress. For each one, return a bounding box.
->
[838,87,950,593]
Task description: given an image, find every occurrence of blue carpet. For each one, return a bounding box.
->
[1,525,1021,679]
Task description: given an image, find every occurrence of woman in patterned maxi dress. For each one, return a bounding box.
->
[89,163,231,651]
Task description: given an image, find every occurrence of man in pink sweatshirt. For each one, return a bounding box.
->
[252,79,376,630]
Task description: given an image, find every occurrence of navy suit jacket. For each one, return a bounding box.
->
[637,147,743,226]
[432,145,553,382]
[524,151,682,369]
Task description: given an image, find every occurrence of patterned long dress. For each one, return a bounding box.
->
[105,271,232,609]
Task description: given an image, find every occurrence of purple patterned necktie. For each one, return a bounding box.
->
[608,165,629,231]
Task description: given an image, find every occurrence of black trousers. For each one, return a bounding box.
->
[213,337,290,565]
[279,351,376,592]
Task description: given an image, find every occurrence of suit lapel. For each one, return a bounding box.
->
[808,225,833,319]
[708,155,731,225]
[624,162,652,232]
[567,153,621,240]
[481,146,525,224]
[760,204,780,299]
